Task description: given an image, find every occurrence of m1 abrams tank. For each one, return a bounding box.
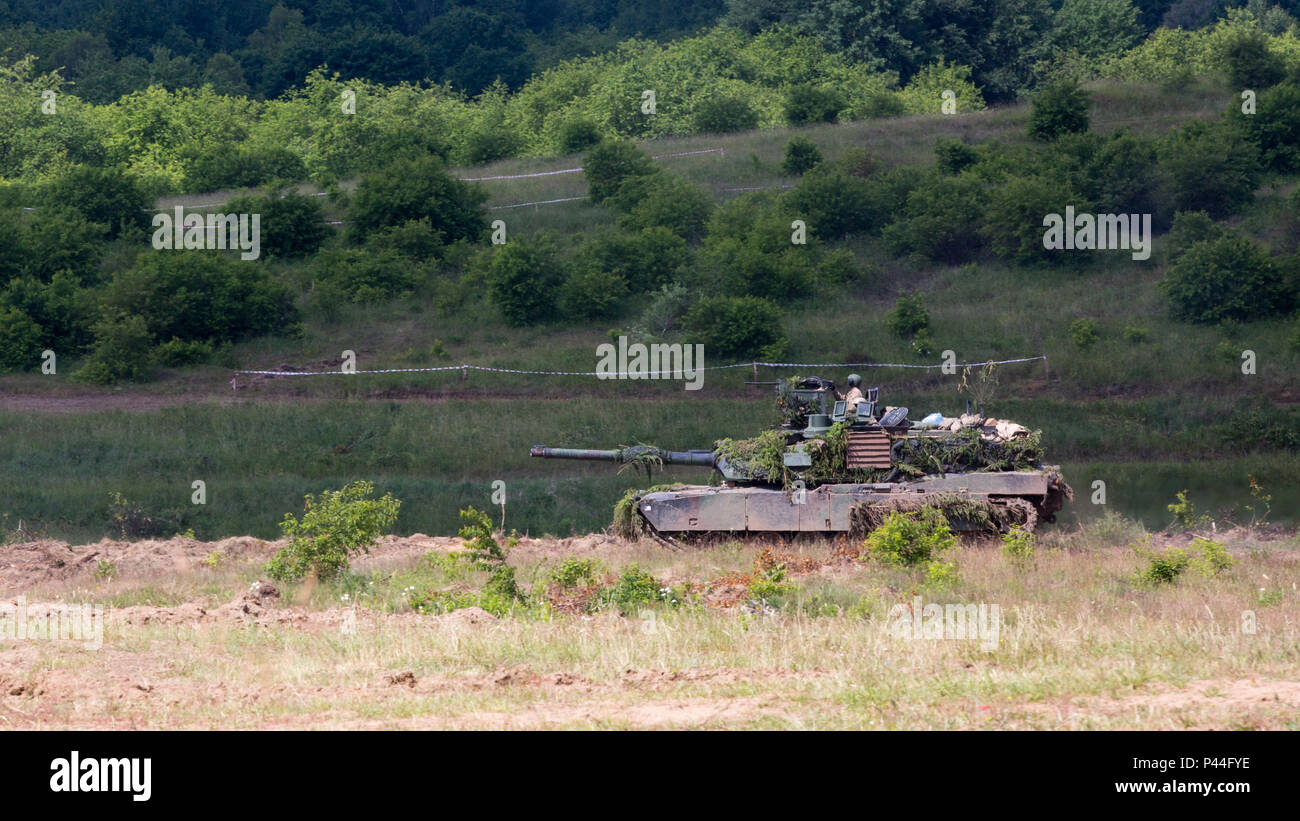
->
[530,376,1072,539]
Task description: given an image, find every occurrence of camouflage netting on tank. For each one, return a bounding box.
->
[612,484,686,539]
[890,428,1046,477]
[848,493,1028,537]
[715,430,793,486]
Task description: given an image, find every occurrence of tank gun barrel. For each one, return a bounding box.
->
[530,445,716,467]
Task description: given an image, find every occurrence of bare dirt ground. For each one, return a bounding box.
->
[2,529,1298,730]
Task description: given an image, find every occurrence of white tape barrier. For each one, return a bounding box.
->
[235,355,1046,378]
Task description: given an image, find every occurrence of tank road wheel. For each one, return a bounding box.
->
[995,498,1038,533]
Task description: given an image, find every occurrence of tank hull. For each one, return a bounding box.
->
[637,472,1057,533]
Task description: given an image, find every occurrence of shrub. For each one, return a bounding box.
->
[1232,82,1300,172]
[72,314,153,385]
[0,306,41,373]
[984,174,1085,265]
[559,266,628,319]
[684,295,788,359]
[692,96,759,133]
[609,173,712,240]
[549,557,605,589]
[458,506,523,603]
[883,172,986,264]
[155,337,213,366]
[583,139,659,205]
[1163,210,1225,262]
[102,253,297,344]
[1161,236,1293,323]
[785,84,846,125]
[1221,29,1286,90]
[311,248,418,303]
[1028,79,1091,141]
[266,481,401,583]
[781,137,823,175]
[1137,544,1190,585]
[934,138,978,174]
[785,167,879,238]
[486,235,567,325]
[558,117,603,154]
[228,191,331,259]
[1069,317,1100,348]
[1157,122,1261,218]
[598,563,661,613]
[348,154,488,244]
[887,293,929,339]
[1000,527,1036,563]
[40,165,149,239]
[863,508,957,567]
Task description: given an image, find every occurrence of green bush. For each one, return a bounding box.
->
[692,96,759,134]
[785,167,879,238]
[781,137,823,176]
[559,265,628,319]
[227,190,331,259]
[583,139,659,205]
[549,557,605,589]
[1028,79,1091,141]
[1221,29,1286,90]
[347,154,488,244]
[883,172,986,264]
[40,165,149,239]
[558,117,604,154]
[934,138,978,174]
[1157,122,1261,218]
[1161,236,1294,323]
[984,174,1085,265]
[266,481,401,583]
[1163,210,1225,262]
[310,247,420,303]
[887,293,929,339]
[575,228,688,295]
[154,337,214,366]
[102,252,297,344]
[785,85,846,126]
[608,173,712,240]
[0,306,41,373]
[599,563,661,613]
[1069,317,1100,348]
[863,507,957,567]
[486,235,567,325]
[72,314,153,385]
[1232,82,1300,172]
[1000,527,1036,563]
[684,295,788,360]
[458,506,523,604]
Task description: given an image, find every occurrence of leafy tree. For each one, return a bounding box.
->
[486,235,567,325]
[1051,0,1143,58]
[1221,28,1286,90]
[692,95,759,133]
[40,166,149,239]
[1157,122,1261,218]
[1161,236,1294,323]
[887,293,930,339]
[1028,79,1091,141]
[72,313,153,385]
[559,266,628,319]
[883,172,987,264]
[348,155,488,244]
[785,84,846,125]
[1231,82,1300,172]
[558,117,604,154]
[782,137,824,175]
[583,139,659,205]
[575,227,689,293]
[267,481,401,583]
[785,168,879,238]
[101,252,296,344]
[608,173,713,239]
[684,295,788,359]
[0,306,42,373]
[228,191,331,259]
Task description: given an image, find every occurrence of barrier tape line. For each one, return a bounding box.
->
[235,355,1046,378]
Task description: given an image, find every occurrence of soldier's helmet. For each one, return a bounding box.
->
[847,373,861,387]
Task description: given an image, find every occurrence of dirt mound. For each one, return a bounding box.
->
[434,606,497,627]
[0,536,277,592]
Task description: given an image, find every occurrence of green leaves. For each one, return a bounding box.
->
[267,481,401,583]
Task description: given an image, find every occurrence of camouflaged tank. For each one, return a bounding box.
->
[530,376,1072,539]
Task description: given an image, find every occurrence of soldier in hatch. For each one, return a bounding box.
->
[838,373,866,414]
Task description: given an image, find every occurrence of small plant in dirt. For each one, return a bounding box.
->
[1166,489,1211,532]
[266,481,401,583]
[597,563,661,613]
[1134,536,1232,586]
[749,563,796,603]
[107,491,164,539]
[1000,527,1036,565]
[863,508,956,567]
[922,559,959,589]
[549,557,605,589]
[458,506,524,605]
[1243,475,1272,527]
[202,551,225,569]
[93,559,117,580]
